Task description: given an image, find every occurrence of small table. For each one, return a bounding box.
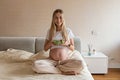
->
[82,52,108,74]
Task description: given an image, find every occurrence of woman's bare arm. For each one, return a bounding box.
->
[67,38,75,51]
[44,39,53,51]
[61,38,75,51]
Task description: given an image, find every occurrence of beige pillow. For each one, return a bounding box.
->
[3,48,34,62]
[0,51,6,59]
[30,50,49,61]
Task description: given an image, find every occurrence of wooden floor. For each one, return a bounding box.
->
[92,68,120,80]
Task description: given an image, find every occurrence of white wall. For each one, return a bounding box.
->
[0,0,120,68]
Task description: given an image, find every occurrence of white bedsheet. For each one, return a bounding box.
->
[0,50,94,80]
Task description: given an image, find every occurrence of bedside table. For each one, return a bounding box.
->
[82,52,108,74]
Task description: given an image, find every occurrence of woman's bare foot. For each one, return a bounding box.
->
[55,60,61,67]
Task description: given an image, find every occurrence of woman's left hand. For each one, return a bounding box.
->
[61,40,70,47]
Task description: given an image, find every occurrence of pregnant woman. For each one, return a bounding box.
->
[44,9,75,61]
[32,9,80,75]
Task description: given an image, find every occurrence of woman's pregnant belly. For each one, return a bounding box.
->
[49,48,68,61]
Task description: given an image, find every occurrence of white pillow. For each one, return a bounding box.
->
[30,50,49,61]
[3,48,34,62]
[0,51,6,59]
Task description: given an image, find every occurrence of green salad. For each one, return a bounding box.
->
[53,40,64,45]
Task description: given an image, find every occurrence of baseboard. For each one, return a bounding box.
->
[109,63,120,68]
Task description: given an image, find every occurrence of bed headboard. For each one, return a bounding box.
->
[35,37,81,53]
[0,37,81,53]
[0,37,35,53]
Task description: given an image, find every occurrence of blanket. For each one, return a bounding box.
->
[0,49,94,80]
[32,50,86,74]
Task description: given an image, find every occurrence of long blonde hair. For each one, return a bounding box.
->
[48,9,68,41]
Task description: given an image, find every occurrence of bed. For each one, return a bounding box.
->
[0,37,94,80]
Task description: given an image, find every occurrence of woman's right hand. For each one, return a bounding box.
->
[47,41,54,48]
[44,40,54,51]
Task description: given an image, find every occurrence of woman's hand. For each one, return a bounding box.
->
[61,39,74,51]
[64,40,70,46]
[47,41,54,48]
[61,40,70,47]
[44,40,54,51]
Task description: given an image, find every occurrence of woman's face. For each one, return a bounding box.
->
[53,12,63,27]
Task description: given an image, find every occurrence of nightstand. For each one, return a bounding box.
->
[82,52,108,74]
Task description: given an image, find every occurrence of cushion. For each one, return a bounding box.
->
[0,48,34,62]
[0,51,6,59]
[30,50,50,61]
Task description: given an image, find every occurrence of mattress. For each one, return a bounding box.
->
[0,50,94,80]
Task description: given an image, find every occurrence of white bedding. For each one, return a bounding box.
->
[0,50,94,80]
